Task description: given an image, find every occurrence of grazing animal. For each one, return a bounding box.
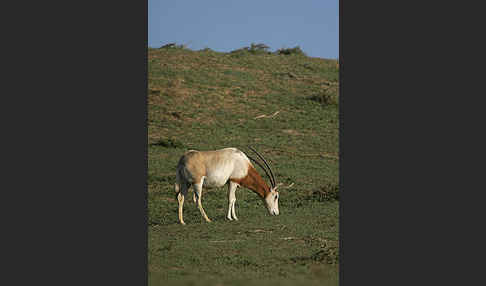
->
[174,147,281,225]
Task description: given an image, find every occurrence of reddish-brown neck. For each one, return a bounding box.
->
[230,165,271,198]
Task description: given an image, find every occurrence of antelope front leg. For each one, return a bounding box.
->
[227,181,238,221]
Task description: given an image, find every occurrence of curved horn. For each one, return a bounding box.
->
[246,154,275,188]
[248,146,276,188]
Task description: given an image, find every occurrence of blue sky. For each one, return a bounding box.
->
[148,1,339,59]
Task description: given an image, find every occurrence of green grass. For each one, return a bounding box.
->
[148,45,339,286]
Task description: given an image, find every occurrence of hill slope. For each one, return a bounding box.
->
[148,46,339,286]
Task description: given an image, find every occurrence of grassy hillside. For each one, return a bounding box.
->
[148,45,339,286]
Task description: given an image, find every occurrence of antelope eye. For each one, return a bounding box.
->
[275,194,278,201]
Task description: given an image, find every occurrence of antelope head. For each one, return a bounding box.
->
[248,146,281,216]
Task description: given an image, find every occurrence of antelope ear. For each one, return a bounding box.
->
[271,183,283,192]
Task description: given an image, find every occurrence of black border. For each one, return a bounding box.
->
[9,1,149,284]
[339,0,472,284]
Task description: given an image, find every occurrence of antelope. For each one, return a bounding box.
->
[174,147,281,225]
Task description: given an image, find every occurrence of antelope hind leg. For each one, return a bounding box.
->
[194,181,211,222]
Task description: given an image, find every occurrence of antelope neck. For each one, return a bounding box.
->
[230,165,271,198]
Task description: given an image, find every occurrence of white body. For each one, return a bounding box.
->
[199,148,249,188]
[174,147,280,225]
